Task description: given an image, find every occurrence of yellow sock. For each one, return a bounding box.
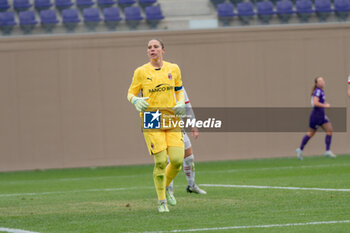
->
[153,150,167,201]
[165,146,184,187]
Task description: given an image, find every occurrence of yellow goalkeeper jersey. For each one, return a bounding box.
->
[128,61,184,110]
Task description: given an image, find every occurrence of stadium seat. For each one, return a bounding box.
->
[237,2,255,25]
[0,11,16,34]
[296,0,314,22]
[97,0,115,9]
[0,0,10,12]
[55,0,74,12]
[35,0,53,12]
[334,0,350,21]
[124,6,143,29]
[19,10,38,34]
[217,2,236,26]
[145,5,163,29]
[40,9,59,32]
[138,0,156,9]
[83,7,101,31]
[14,0,32,12]
[62,8,80,32]
[276,0,295,23]
[117,0,135,9]
[257,1,275,24]
[103,7,122,30]
[76,0,95,11]
[315,0,333,21]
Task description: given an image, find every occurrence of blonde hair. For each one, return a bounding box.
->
[311,76,322,96]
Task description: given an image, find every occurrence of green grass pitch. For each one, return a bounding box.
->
[1,155,350,233]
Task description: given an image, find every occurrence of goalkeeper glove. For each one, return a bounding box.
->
[132,97,149,112]
[173,100,186,116]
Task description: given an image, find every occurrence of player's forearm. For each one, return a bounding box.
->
[127,93,135,103]
[314,102,329,108]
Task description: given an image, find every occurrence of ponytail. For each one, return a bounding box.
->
[311,77,320,96]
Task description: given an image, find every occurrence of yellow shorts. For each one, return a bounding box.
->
[143,128,184,155]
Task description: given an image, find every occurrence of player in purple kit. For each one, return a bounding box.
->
[296,76,336,160]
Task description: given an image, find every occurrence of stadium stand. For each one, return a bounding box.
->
[124,6,143,29]
[296,0,314,22]
[117,0,135,9]
[0,0,10,11]
[62,8,80,32]
[55,0,74,12]
[76,0,95,11]
[145,5,164,29]
[40,9,59,32]
[276,0,295,23]
[217,2,235,26]
[315,0,333,21]
[237,1,255,25]
[103,6,122,30]
[257,0,275,24]
[138,0,157,9]
[97,0,115,9]
[230,0,244,6]
[35,0,53,12]
[334,0,350,20]
[0,11,16,34]
[83,7,102,30]
[19,10,38,34]
[211,0,226,7]
[0,0,348,36]
[14,0,32,12]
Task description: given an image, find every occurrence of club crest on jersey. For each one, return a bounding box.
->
[151,143,154,150]
[168,73,172,80]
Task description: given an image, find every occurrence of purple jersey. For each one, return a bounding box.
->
[311,87,326,113]
[309,87,329,129]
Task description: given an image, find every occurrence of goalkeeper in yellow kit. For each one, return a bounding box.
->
[127,39,186,213]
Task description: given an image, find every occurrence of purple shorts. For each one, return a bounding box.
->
[309,112,329,130]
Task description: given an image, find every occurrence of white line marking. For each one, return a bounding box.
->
[139,220,350,233]
[3,182,349,198]
[0,186,154,197]
[0,227,41,233]
[201,184,350,192]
